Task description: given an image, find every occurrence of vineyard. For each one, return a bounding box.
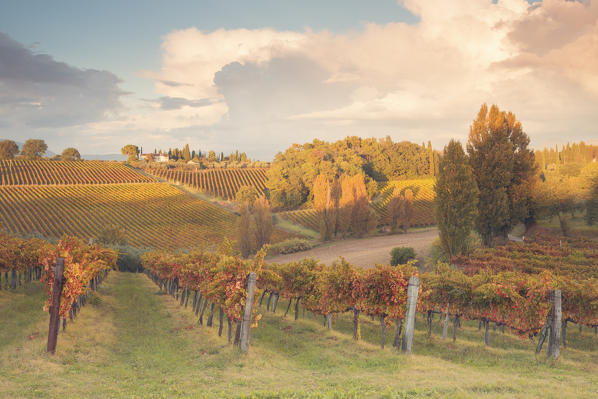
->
[146,167,268,200]
[0,234,115,333]
[2,231,598,397]
[140,231,598,352]
[276,209,321,231]
[371,179,436,227]
[0,183,239,249]
[0,159,155,185]
[276,179,436,232]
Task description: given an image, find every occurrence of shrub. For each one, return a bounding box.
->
[269,238,315,255]
[390,247,416,266]
[428,239,449,265]
[88,292,102,306]
[110,245,149,272]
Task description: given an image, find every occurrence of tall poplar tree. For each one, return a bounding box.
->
[467,104,536,246]
[435,140,479,257]
[253,197,273,250]
[313,174,335,240]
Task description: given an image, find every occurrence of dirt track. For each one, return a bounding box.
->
[267,228,438,268]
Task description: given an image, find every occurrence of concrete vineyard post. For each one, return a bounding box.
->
[548,290,562,359]
[47,257,65,354]
[442,304,450,340]
[240,272,257,353]
[401,275,420,353]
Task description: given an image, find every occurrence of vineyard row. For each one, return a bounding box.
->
[146,167,268,200]
[0,183,237,250]
[141,236,598,353]
[0,159,155,186]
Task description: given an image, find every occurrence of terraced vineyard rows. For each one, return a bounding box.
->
[0,159,155,185]
[277,209,320,231]
[277,179,436,232]
[371,178,436,226]
[0,183,237,249]
[146,168,268,200]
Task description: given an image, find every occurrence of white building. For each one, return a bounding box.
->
[140,153,169,162]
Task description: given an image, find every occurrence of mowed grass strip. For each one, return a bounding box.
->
[1,272,598,398]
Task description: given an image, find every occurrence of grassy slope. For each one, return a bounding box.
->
[1,273,598,398]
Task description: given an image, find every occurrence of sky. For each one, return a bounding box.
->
[0,0,597,160]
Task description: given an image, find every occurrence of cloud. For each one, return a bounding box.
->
[3,1,598,158]
[156,96,216,110]
[135,0,596,159]
[0,32,125,128]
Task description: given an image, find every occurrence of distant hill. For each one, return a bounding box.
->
[82,153,127,161]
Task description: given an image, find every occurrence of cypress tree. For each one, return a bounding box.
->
[435,140,479,258]
[586,176,598,226]
[182,144,191,161]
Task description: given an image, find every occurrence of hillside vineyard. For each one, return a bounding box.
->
[0,183,237,249]
[278,179,437,231]
[146,167,268,200]
[0,159,155,185]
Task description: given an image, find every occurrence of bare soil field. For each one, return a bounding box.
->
[268,228,438,268]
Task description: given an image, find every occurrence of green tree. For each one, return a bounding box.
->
[0,140,19,160]
[182,144,191,162]
[266,137,434,209]
[253,197,273,251]
[585,175,598,226]
[313,174,335,240]
[435,140,479,257]
[387,189,404,232]
[467,104,535,246]
[236,185,259,208]
[61,147,81,161]
[208,150,216,162]
[400,189,414,232]
[238,203,253,258]
[97,224,127,245]
[121,144,139,162]
[21,139,48,159]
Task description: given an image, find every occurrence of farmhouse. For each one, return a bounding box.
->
[140,153,169,162]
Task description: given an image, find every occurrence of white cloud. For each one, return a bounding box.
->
[3,0,597,157]
[132,0,597,158]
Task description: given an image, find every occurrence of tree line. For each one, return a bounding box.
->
[267,137,440,209]
[536,142,597,174]
[0,139,81,161]
[121,143,250,164]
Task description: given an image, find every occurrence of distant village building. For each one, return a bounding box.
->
[140,153,169,162]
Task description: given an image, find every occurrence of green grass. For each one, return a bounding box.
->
[1,272,598,398]
[538,211,598,236]
[273,213,320,240]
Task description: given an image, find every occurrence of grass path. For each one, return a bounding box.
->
[1,272,598,398]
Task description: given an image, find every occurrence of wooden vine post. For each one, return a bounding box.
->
[401,275,420,353]
[47,257,65,354]
[239,272,257,353]
[547,289,562,359]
